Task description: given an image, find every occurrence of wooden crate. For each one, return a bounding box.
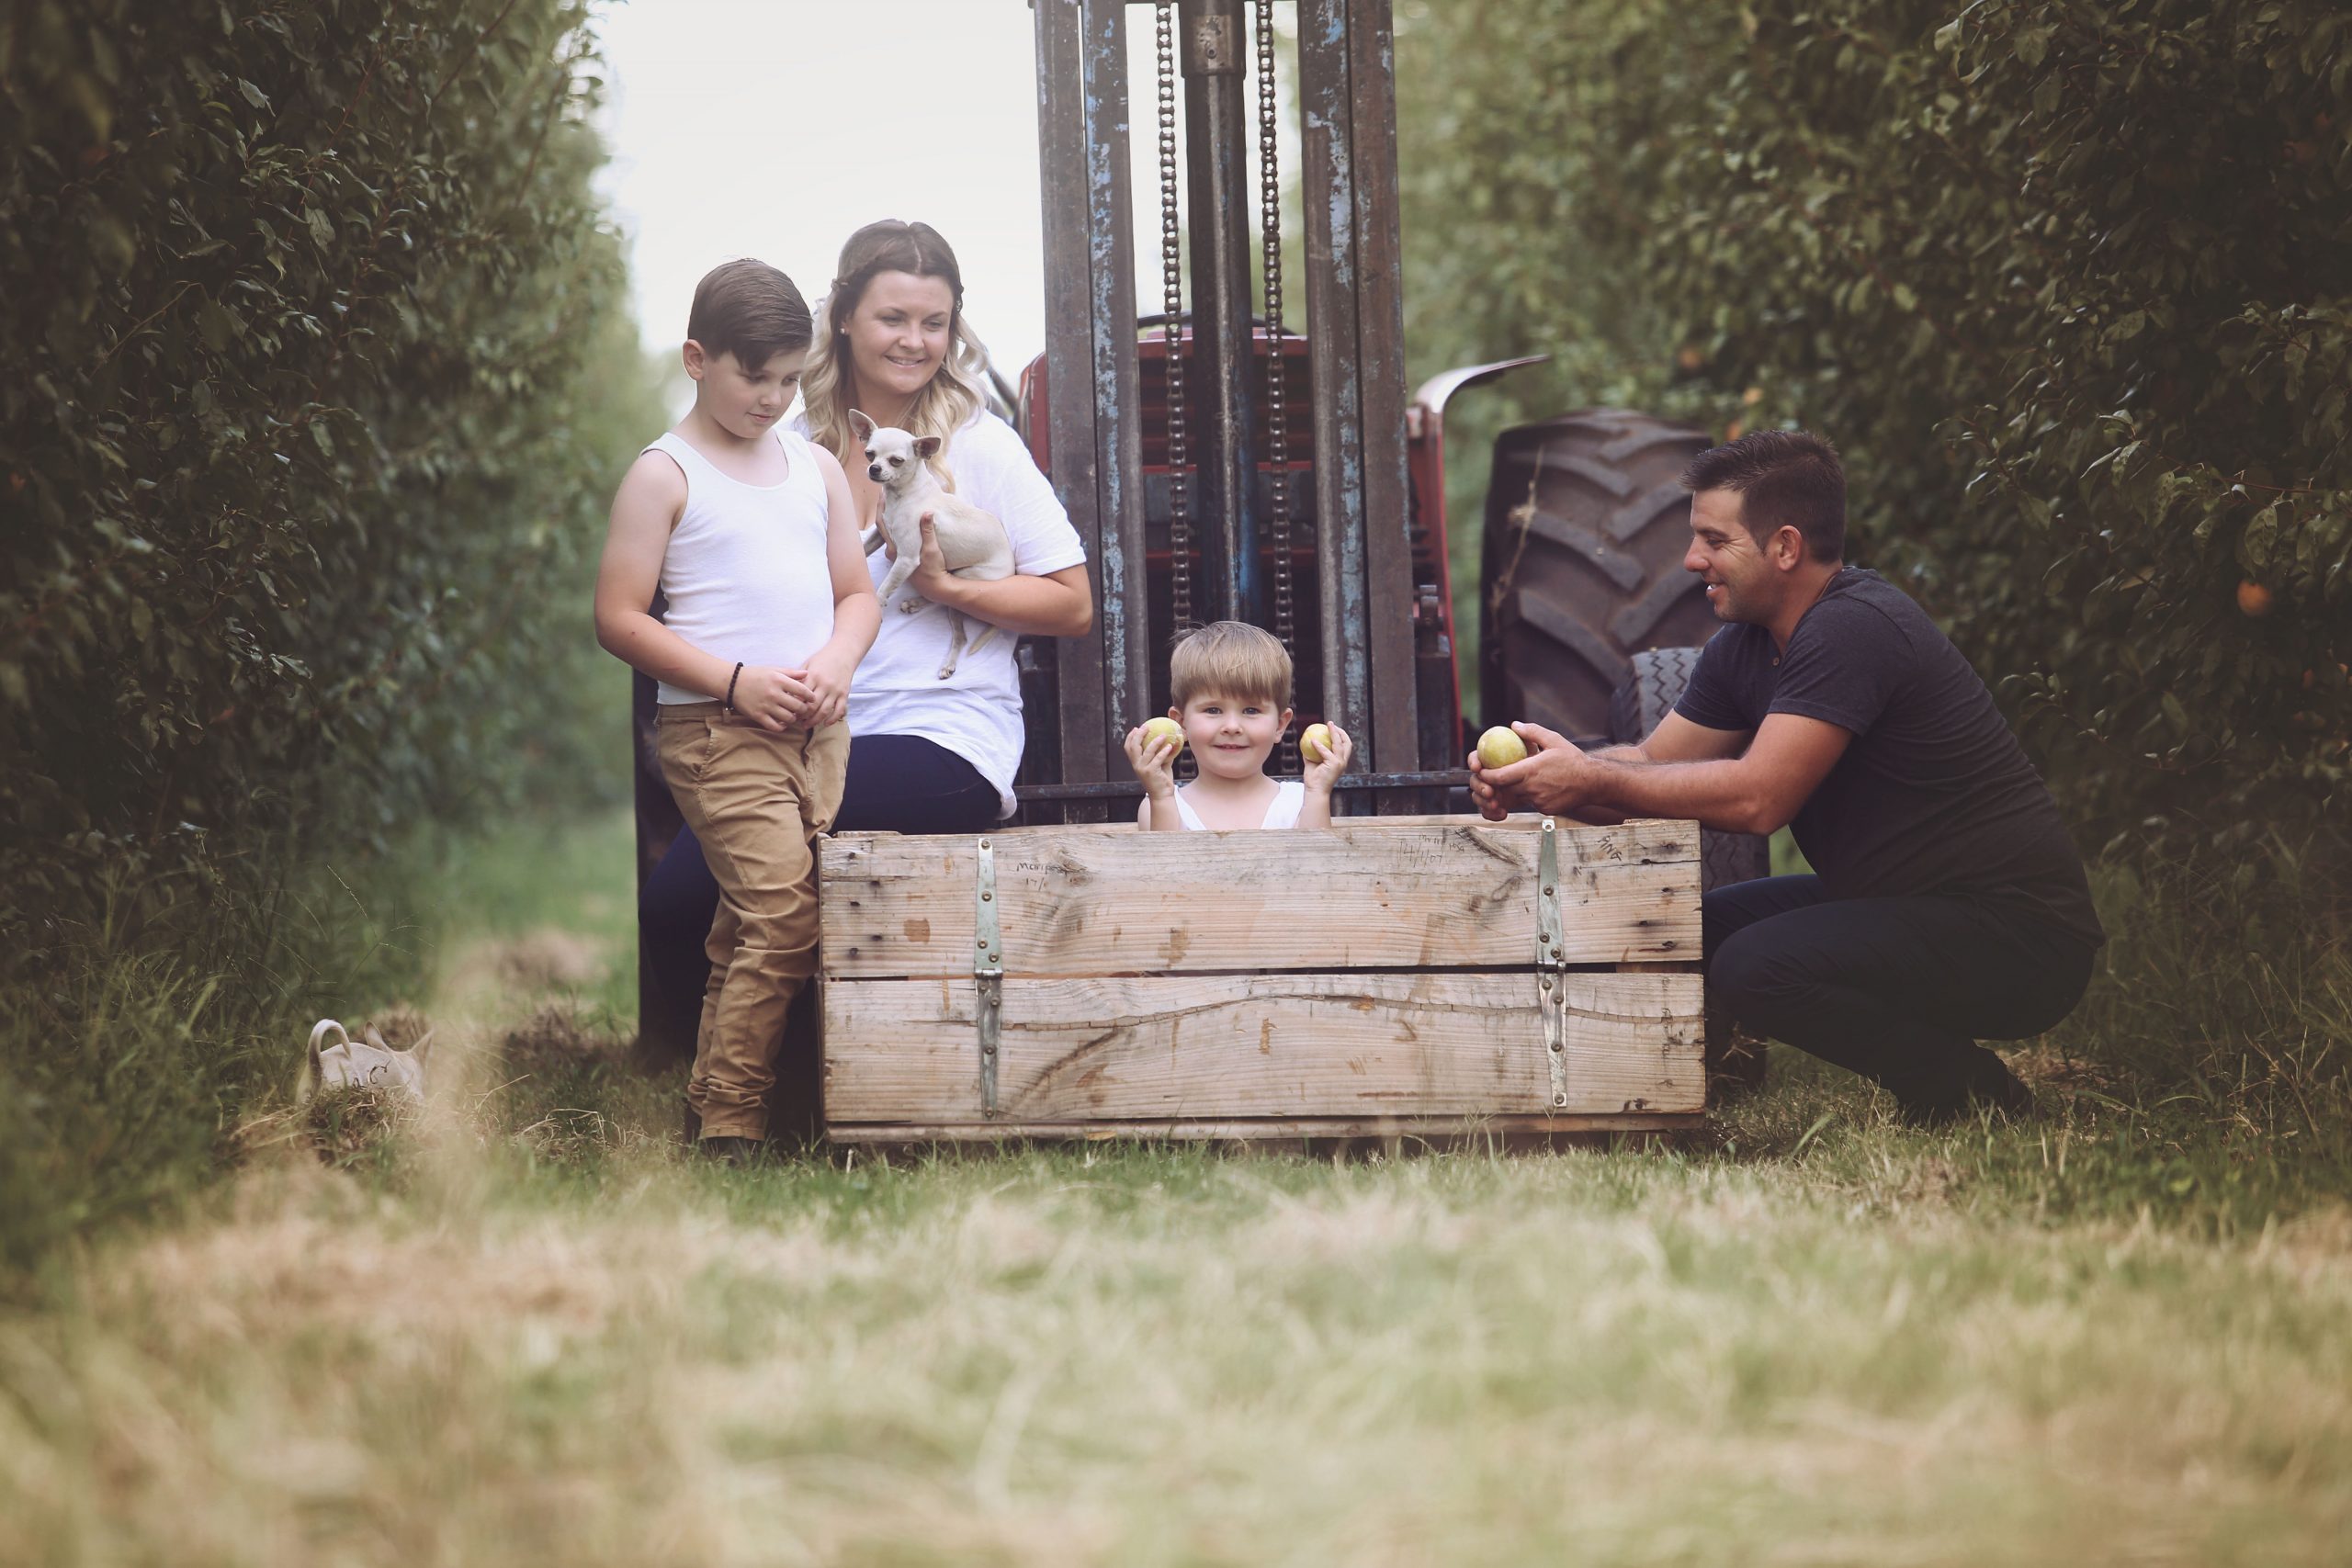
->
[817,816,1705,1143]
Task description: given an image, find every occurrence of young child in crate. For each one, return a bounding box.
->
[1124,620,1352,829]
[593,259,880,1163]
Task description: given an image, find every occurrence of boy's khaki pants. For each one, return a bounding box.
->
[655,703,849,1142]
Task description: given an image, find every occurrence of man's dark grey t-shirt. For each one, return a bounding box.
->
[1677,568,2104,950]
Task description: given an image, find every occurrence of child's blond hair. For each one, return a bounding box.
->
[1170,620,1292,710]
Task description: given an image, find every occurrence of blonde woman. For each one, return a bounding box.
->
[790,219,1093,829]
[639,224,1092,1076]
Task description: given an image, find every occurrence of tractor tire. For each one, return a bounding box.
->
[1480,409,1717,743]
[1609,646,1772,1100]
[1606,646,1771,894]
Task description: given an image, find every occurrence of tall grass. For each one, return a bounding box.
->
[2058,835,2351,1128]
[1,836,468,1283]
[0,802,654,1284]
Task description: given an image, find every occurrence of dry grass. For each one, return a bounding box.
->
[6,1134,2350,1567]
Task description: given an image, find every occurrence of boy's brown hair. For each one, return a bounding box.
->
[1170,620,1292,710]
[686,258,812,369]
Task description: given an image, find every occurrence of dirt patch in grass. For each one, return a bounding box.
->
[444,929,612,998]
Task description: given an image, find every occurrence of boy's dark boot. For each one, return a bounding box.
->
[698,1134,764,1167]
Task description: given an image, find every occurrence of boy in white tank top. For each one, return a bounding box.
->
[593,260,879,1162]
[1124,620,1353,830]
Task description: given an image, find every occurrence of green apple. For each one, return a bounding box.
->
[1140,716,1186,753]
[1299,722,1334,763]
[1476,726,1529,769]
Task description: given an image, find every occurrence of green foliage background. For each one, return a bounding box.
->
[0,0,659,941]
[1398,0,2350,856]
[0,0,661,1274]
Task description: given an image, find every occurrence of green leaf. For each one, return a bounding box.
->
[196,297,243,351]
[2241,505,2279,571]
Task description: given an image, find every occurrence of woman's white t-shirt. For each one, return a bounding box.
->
[787,408,1087,818]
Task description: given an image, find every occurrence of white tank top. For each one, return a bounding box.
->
[647,430,837,705]
[1173,780,1305,830]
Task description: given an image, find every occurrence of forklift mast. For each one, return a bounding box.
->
[1016,0,1447,819]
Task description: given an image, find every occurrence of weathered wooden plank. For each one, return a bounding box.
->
[820,819,1700,979]
[952,811,1576,836]
[822,969,1702,1122]
[827,1112,1696,1144]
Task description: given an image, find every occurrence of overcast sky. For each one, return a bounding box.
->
[594,0,1082,388]
[592,0,1295,400]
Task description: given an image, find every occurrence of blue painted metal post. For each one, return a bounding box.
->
[1082,0,1147,764]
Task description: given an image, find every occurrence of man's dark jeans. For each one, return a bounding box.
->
[1702,875,2097,1117]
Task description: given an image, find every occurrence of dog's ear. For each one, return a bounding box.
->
[410,1028,435,1066]
[913,435,943,459]
[849,409,876,438]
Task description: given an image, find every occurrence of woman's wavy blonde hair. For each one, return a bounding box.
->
[799,220,992,493]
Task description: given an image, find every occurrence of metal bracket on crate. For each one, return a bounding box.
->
[1535,818,1569,1111]
[975,835,1003,1117]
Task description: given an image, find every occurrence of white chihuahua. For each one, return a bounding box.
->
[851,409,1015,680]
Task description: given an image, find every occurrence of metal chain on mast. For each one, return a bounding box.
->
[1254,0,1296,766]
[1157,1,1193,635]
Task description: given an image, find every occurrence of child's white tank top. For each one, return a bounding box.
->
[645,430,836,705]
[1173,780,1305,829]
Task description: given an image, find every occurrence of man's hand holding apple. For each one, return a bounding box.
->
[1466,720,1594,820]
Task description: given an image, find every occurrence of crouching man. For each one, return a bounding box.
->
[1469,431,2104,1125]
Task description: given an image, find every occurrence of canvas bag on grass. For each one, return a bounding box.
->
[298,1019,433,1106]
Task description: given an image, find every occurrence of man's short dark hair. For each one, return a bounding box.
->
[686,258,811,369]
[1680,429,1846,562]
